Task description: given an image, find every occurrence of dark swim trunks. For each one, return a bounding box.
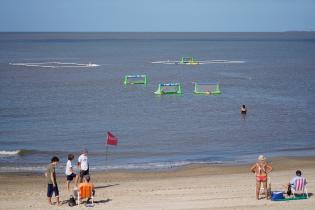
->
[66,173,76,181]
[80,169,89,178]
[47,184,59,197]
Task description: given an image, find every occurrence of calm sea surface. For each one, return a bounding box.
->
[0,32,315,173]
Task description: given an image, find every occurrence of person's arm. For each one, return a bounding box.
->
[77,156,81,168]
[266,164,273,173]
[68,161,74,173]
[250,164,256,173]
[50,171,56,186]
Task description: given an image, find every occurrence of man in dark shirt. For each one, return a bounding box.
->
[46,156,60,205]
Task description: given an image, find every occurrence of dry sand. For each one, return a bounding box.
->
[0,157,314,210]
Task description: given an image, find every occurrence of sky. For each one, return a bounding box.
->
[0,0,314,32]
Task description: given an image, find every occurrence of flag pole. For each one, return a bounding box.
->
[105,144,109,162]
[106,131,118,163]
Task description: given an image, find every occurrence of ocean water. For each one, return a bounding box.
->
[0,32,315,173]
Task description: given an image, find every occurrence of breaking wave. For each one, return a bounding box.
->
[9,62,100,68]
[0,150,21,156]
[0,149,37,156]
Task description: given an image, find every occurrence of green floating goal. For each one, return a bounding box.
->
[178,57,199,65]
[193,82,221,95]
[154,83,182,95]
[124,75,147,85]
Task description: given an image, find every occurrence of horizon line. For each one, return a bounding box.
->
[0,31,315,33]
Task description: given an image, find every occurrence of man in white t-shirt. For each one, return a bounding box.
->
[65,154,77,191]
[77,149,89,183]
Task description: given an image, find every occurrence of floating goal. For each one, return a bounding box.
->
[193,82,221,95]
[154,83,182,95]
[124,75,147,85]
[179,57,199,65]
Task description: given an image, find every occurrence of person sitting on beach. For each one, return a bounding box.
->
[285,170,307,197]
[46,156,61,205]
[77,149,89,183]
[240,105,247,114]
[250,155,273,200]
[66,153,77,192]
[73,175,95,203]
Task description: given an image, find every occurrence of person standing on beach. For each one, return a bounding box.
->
[250,155,273,200]
[46,156,60,205]
[65,153,77,192]
[77,149,89,183]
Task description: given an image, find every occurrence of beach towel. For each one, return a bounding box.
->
[271,192,308,201]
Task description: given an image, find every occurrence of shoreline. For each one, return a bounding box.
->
[1,155,315,177]
[1,156,314,210]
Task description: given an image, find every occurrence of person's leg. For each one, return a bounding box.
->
[75,175,80,187]
[263,181,268,199]
[67,180,70,191]
[54,185,61,205]
[287,183,292,197]
[73,188,78,199]
[47,184,53,205]
[71,174,77,189]
[56,196,60,205]
[67,174,75,192]
[47,197,52,205]
[79,171,83,183]
[256,181,261,200]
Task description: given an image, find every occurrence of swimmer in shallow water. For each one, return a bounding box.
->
[240,105,247,114]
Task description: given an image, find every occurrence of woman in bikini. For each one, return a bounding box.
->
[250,155,273,200]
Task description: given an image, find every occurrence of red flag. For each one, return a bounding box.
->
[107,131,118,146]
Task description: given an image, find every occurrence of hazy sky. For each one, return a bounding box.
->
[0,0,314,32]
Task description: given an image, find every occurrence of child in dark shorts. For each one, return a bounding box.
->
[46,156,60,205]
[65,153,77,191]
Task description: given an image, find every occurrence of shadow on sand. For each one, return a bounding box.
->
[62,198,112,206]
[95,183,120,189]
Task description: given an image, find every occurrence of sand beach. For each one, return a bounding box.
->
[0,156,314,210]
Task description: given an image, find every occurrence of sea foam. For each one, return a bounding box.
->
[0,150,21,156]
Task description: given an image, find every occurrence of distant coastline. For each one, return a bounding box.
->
[0,31,315,41]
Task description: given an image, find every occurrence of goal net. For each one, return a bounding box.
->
[194,83,221,95]
[154,83,182,94]
[124,75,147,85]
